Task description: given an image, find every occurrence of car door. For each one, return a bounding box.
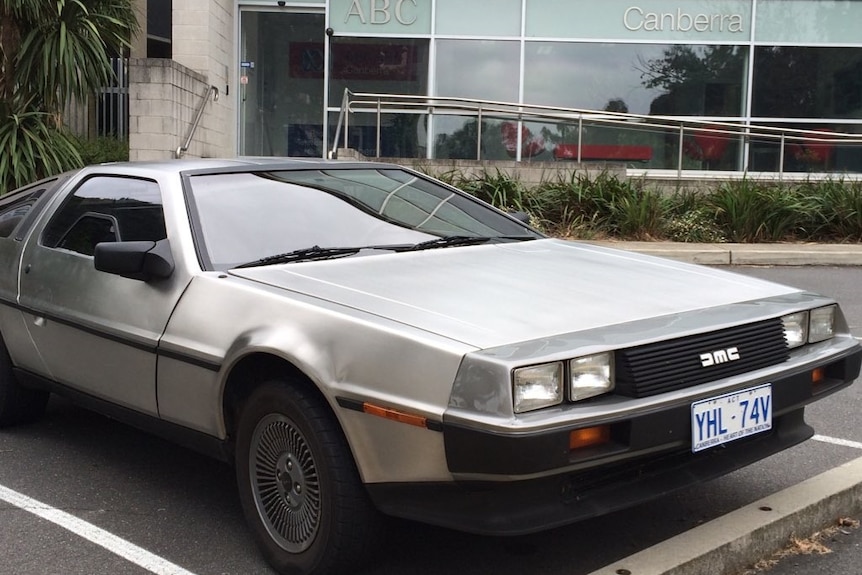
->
[0,177,66,375]
[18,174,187,415]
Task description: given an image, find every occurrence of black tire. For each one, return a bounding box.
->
[0,334,49,428]
[235,380,384,575]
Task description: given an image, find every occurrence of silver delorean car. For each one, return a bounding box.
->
[0,159,858,575]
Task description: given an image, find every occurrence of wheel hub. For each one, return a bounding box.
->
[276,453,306,509]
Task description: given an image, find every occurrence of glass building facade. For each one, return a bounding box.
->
[236,0,862,172]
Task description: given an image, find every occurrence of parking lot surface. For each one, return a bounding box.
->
[1,263,860,575]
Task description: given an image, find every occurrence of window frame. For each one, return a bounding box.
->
[40,175,166,257]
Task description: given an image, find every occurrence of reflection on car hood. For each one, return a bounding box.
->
[229,239,799,349]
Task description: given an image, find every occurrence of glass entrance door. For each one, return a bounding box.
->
[239,10,325,157]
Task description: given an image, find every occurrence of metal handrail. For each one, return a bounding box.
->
[328,88,351,158]
[176,85,219,159]
[330,89,862,175]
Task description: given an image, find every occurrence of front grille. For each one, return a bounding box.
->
[615,318,789,398]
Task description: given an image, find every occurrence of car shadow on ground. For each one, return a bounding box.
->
[0,395,804,575]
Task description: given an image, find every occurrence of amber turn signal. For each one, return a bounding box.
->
[569,425,611,450]
[363,403,428,428]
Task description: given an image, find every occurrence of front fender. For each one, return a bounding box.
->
[157,273,471,483]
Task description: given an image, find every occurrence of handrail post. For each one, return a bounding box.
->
[427,103,434,160]
[176,85,219,159]
[376,98,382,158]
[577,115,583,163]
[779,133,785,182]
[329,88,351,159]
[514,117,522,162]
[677,124,685,178]
[344,103,350,150]
[476,105,483,161]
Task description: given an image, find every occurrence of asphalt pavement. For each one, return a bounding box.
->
[2,240,858,575]
[585,240,862,575]
[763,515,862,575]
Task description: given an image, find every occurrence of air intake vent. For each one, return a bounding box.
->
[615,318,789,398]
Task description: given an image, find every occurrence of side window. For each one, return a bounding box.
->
[0,176,64,241]
[42,176,165,256]
[0,181,55,238]
[0,196,34,238]
[57,213,120,256]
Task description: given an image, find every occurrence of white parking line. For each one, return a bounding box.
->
[813,434,862,450]
[0,484,197,575]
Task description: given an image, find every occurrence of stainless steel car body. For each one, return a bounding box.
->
[0,158,859,544]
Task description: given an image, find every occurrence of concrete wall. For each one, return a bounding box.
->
[336,149,857,193]
[171,0,234,155]
[128,59,226,160]
[130,0,147,59]
[125,1,235,160]
[336,149,625,187]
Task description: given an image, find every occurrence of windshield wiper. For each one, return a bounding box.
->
[404,235,536,252]
[235,245,365,268]
[235,236,538,267]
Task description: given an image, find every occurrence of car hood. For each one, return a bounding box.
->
[229,239,800,349]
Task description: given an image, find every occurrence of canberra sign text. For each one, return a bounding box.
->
[624,6,745,33]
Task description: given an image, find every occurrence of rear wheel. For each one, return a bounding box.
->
[235,380,383,575]
[0,334,49,428]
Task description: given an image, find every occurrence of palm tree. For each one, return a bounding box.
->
[0,0,138,193]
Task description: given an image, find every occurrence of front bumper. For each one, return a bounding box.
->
[367,345,861,535]
[368,410,811,535]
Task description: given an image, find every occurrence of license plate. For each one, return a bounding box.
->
[691,384,772,453]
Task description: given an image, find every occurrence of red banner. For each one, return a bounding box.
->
[290,42,418,82]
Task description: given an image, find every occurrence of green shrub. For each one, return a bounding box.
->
[604,181,667,240]
[432,168,544,225]
[800,178,862,242]
[531,171,667,239]
[73,135,129,165]
[704,179,817,242]
[663,208,728,243]
[467,170,534,213]
[429,168,862,243]
[530,172,595,234]
[0,111,82,194]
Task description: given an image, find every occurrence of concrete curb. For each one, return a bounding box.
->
[586,456,862,575]
[728,247,862,266]
[585,242,862,266]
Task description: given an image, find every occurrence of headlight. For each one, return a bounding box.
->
[782,311,809,348]
[570,352,614,401]
[809,305,836,343]
[513,363,563,413]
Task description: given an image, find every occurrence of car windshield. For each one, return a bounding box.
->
[186,167,541,270]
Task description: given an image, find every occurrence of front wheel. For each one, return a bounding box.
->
[0,334,49,428]
[235,381,383,575]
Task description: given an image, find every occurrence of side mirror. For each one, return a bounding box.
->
[94,239,175,281]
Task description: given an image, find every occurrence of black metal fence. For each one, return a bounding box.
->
[96,57,129,139]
